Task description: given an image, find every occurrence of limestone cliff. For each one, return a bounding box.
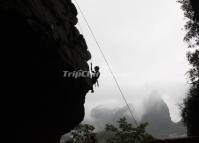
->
[1,0,92,143]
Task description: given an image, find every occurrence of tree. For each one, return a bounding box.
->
[68,124,97,143]
[105,117,154,143]
[178,0,199,136]
[178,0,199,48]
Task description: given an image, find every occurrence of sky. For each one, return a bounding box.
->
[73,0,189,122]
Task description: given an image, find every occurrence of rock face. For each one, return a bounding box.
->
[1,0,92,143]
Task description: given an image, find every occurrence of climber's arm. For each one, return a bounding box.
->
[91,63,94,73]
[96,80,99,87]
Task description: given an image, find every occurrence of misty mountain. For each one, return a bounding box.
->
[141,92,186,138]
[83,92,186,138]
[83,105,139,131]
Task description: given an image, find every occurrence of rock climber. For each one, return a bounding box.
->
[90,63,100,93]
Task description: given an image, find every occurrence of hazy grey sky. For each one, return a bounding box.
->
[73,0,189,122]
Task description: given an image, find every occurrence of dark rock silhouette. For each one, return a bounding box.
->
[1,0,92,143]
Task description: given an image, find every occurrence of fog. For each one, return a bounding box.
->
[73,0,189,122]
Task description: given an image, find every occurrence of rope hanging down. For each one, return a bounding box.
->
[73,0,138,126]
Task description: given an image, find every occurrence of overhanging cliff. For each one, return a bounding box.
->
[1,0,92,143]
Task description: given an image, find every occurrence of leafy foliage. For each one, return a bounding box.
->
[105,117,154,143]
[178,0,199,136]
[182,86,199,134]
[178,0,199,48]
[69,124,97,143]
[187,50,199,85]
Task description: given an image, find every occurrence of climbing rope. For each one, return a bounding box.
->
[73,0,138,126]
